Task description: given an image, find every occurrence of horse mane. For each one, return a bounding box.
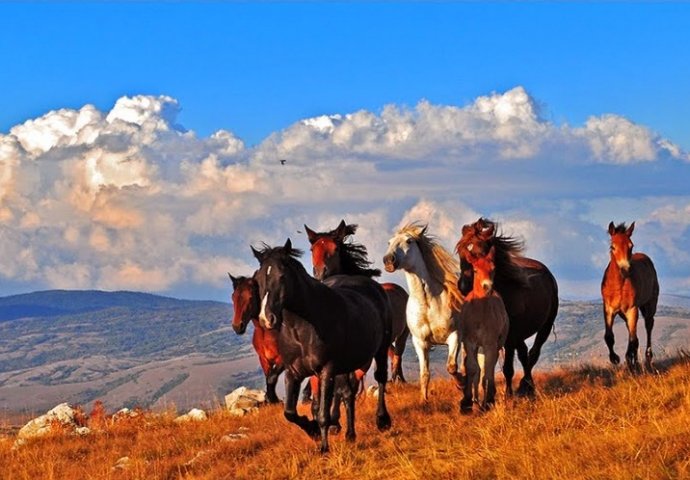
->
[334,224,382,278]
[464,218,529,289]
[255,243,304,262]
[398,223,463,310]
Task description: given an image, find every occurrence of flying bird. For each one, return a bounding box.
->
[280,159,287,165]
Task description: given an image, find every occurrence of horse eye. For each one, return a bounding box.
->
[406,238,412,244]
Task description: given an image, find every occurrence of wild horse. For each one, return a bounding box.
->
[253,239,392,453]
[458,246,509,412]
[602,221,659,372]
[230,274,283,403]
[305,219,410,382]
[456,218,558,396]
[383,223,464,401]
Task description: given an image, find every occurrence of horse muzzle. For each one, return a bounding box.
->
[232,322,248,335]
[383,254,398,272]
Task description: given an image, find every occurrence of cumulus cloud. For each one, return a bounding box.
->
[1,86,689,299]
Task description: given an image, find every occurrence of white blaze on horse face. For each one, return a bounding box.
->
[267,266,272,276]
[259,292,269,327]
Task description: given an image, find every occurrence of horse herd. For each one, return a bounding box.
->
[229,218,659,453]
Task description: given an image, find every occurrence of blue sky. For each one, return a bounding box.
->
[2,3,689,148]
[1,3,690,301]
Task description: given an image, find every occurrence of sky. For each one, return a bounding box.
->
[1,3,690,302]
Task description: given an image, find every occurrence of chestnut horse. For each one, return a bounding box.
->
[253,239,391,453]
[458,246,509,413]
[602,222,659,372]
[305,220,410,383]
[230,273,283,403]
[456,218,558,396]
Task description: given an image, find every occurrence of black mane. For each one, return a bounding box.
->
[329,224,381,278]
[475,218,529,289]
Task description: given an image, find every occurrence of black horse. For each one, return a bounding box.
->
[252,239,392,453]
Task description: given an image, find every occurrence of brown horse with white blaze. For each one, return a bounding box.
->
[229,273,284,403]
[305,220,410,383]
[602,222,659,372]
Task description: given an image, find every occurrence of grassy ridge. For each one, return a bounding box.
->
[2,356,690,479]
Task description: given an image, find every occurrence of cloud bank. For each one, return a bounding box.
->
[1,86,689,300]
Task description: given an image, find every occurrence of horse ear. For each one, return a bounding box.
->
[304,224,317,244]
[335,219,347,239]
[608,222,615,236]
[626,222,635,236]
[461,224,472,236]
[228,272,238,288]
[284,238,292,252]
[421,224,428,236]
[251,245,264,263]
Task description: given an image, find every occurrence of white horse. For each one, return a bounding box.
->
[383,223,464,401]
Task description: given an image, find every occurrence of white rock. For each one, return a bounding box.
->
[174,408,208,423]
[224,386,266,415]
[112,456,131,471]
[14,403,87,447]
[366,385,379,399]
[221,433,249,442]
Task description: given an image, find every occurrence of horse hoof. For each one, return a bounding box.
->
[329,423,342,435]
[610,353,620,365]
[345,431,356,442]
[306,421,320,440]
[516,380,535,398]
[319,444,330,455]
[376,413,392,431]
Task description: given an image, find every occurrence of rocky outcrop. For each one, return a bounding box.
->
[14,403,90,448]
[224,387,266,416]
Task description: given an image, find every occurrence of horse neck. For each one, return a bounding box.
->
[282,265,332,327]
[403,255,446,308]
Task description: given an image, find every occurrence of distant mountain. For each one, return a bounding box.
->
[0,290,257,413]
[1,290,689,414]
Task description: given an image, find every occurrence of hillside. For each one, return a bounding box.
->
[1,357,690,479]
[0,290,256,413]
[1,290,689,414]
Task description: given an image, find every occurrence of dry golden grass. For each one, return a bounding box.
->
[2,357,690,480]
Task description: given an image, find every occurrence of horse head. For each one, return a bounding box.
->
[468,246,497,297]
[305,220,352,280]
[252,238,302,330]
[229,273,259,335]
[608,221,635,276]
[383,223,428,274]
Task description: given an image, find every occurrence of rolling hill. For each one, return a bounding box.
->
[0,290,689,414]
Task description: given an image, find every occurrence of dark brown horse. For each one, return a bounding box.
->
[601,222,659,372]
[230,274,283,403]
[305,220,410,382]
[253,239,391,453]
[456,218,558,396]
[458,246,509,412]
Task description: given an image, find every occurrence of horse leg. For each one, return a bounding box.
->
[640,303,656,372]
[329,376,343,434]
[481,347,499,411]
[460,342,478,414]
[309,375,320,419]
[624,307,641,373]
[342,374,357,442]
[528,312,556,371]
[516,341,535,397]
[283,372,319,439]
[317,366,336,454]
[503,345,515,398]
[412,335,431,402]
[266,364,283,404]
[603,305,620,365]
[391,326,409,383]
[446,330,463,389]
[374,339,392,431]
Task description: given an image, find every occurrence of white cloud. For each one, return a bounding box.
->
[1,87,689,298]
